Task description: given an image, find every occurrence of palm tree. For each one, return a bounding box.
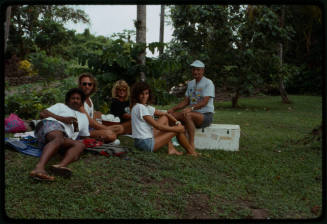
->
[136,5,146,81]
[4,6,12,52]
[278,5,291,104]
[159,5,165,56]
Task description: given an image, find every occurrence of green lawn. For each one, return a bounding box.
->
[4,95,323,219]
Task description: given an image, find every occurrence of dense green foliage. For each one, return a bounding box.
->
[7,5,89,57]
[5,5,323,115]
[282,6,323,94]
[5,95,322,219]
[28,50,69,81]
[167,5,323,101]
[5,76,78,119]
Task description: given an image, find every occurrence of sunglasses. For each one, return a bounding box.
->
[117,87,127,91]
[82,82,93,87]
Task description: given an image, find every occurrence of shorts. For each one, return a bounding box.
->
[35,120,67,147]
[134,138,155,152]
[197,112,213,128]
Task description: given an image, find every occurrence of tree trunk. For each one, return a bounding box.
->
[232,88,240,108]
[136,5,146,82]
[4,6,12,52]
[278,6,291,104]
[159,5,165,56]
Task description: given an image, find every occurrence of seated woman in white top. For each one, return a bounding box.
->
[130,82,198,156]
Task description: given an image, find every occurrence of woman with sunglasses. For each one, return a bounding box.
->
[110,80,132,135]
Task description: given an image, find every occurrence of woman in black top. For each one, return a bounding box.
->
[110,80,131,134]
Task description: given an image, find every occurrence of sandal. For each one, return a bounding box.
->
[30,170,55,181]
[50,165,72,178]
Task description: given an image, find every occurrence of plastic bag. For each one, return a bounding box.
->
[5,113,27,133]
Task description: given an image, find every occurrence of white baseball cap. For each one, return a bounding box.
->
[190,60,205,68]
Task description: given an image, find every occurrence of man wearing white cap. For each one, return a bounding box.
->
[167,60,215,150]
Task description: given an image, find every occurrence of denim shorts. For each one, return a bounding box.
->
[197,112,213,128]
[134,138,155,152]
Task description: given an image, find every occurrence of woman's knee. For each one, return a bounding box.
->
[159,115,169,125]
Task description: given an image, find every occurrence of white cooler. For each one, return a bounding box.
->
[194,124,240,151]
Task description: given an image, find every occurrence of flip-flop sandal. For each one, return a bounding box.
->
[30,171,55,181]
[50,165,72,178]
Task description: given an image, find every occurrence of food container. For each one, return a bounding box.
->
[101,114,120,126]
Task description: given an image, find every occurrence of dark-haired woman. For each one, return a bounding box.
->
[130,82,198,156]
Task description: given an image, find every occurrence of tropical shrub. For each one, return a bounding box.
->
[18,60,37,76]
[5,87,46,119]
[5,76,79,119]
[28,50,68,82]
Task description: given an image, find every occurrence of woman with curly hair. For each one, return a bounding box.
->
[130,81,198,156]
[110,80,132,135]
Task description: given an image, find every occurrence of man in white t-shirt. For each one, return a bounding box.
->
[30,88,90,181]
[78,73,123,143]
[168,60,215,149]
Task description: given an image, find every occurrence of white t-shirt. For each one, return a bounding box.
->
[84,98,94,118]
[185,76,215,113]
[131,103,155,139]
[45,103,90,139]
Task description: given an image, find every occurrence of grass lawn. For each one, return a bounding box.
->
[4,95,323,220]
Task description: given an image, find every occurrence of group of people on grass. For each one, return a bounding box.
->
[30,60,215,181]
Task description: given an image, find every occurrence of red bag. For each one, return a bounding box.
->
[5,113,27,133]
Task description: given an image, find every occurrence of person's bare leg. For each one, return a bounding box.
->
[153,115,169,136]
[55,138,85,167]
[168,140,183,155]
[153,131,183,155]
[90,129,117,142]
[176,132,198,156]
[106,124,124,135]
[153,115,182,155]
[183,112,204,150]
[32,131,65,174]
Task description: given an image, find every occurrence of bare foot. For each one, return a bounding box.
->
[168,149,183,155]
[168,141,183,155]
[186,152,200,157]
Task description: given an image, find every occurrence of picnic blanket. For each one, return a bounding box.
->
[5,136,131,159]
[5,136,42,157]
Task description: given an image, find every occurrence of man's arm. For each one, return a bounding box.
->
[79,105,110,130]
[39,109,77,125]
[181,96,211,114]
[167,97,190,113]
